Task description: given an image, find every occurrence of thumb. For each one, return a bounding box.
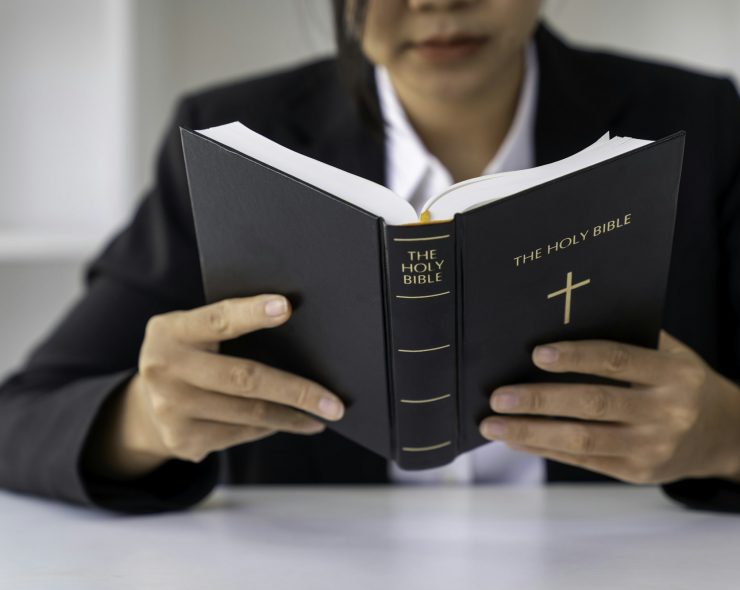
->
[658,329,691,354]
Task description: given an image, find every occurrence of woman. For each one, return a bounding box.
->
[1,0,739,513]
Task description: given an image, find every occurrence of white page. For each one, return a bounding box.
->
[197,122,418,225]
[425,135,652,221]
[417,132,612,213]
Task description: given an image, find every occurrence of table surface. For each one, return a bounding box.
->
[1,484,738,589]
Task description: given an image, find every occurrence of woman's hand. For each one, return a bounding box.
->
[479,331,740,484]
[83,295,344,480]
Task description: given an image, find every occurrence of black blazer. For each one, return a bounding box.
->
[1,24,739,514]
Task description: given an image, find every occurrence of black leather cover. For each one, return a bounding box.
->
[182,128,685,470]
[457,132,685,453]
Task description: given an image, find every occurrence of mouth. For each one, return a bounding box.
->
[408,33,489,64]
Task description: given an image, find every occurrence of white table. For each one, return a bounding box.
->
[1,484,738,589]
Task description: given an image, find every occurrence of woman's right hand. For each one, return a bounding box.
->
[83,294,345,480]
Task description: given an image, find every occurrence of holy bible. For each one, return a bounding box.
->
[181,123,685,470]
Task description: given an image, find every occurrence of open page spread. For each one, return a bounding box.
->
[197,122,652,225]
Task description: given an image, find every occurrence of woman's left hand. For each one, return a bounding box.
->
[480,330,740,484]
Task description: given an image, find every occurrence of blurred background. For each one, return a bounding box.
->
[1,0,739,378]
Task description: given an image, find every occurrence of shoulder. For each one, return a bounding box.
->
[175,57,346,137]
[549,29,740,184]
[539,21,740,121]
[600,49,740,185]
[577,43,738,116]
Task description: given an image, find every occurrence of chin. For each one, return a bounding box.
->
[403,67,500,102]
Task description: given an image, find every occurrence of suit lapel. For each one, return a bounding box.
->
[296,61,386,186]
[534,24,627,166]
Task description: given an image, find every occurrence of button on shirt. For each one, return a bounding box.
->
[377,42,545,485]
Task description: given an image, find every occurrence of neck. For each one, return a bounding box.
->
[390,51,525,182]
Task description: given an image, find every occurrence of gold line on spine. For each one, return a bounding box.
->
[400,394,451,404]
[397,344,451,353]
[396,291,450,299]
[392,234,450,242]
[402,441,452,452]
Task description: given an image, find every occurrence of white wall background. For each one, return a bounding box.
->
[0,0,134,253]
[1,0,739,378]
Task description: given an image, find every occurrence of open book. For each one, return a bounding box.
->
[198,122,653,223]
[181,122,685,469]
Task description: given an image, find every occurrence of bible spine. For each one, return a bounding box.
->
[382,220,458,469]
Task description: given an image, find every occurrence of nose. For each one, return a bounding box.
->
[407,0,478,11]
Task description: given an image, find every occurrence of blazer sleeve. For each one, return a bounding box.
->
[0,96,220,513]
[661,77,740,513]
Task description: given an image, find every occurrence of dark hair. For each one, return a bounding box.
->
[330,0,385,137]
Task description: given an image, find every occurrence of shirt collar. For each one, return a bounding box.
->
[376,41,539,202]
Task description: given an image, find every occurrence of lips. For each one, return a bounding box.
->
[410,33,489,63]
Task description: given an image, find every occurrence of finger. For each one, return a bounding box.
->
[531,339,678,386]
[166,295,291,345]
[490,383,654,423]
[479,416,634,457]
[169,420,277,462]
[502,442,630,480]
[198,422,277,451]
[171,384,327,434]
[175,349,345,421]
[658,329,692,354]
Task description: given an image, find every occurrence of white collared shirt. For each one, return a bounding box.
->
[377,42,545,485]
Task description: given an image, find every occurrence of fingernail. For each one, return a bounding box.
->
[533,345,559,364]
[306,421,326,433]
[482,420,507,438]
[264,297,288,317]
[493,392,519,411]
[319,396,344,420]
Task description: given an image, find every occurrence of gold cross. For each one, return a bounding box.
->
[547,271,591,325]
